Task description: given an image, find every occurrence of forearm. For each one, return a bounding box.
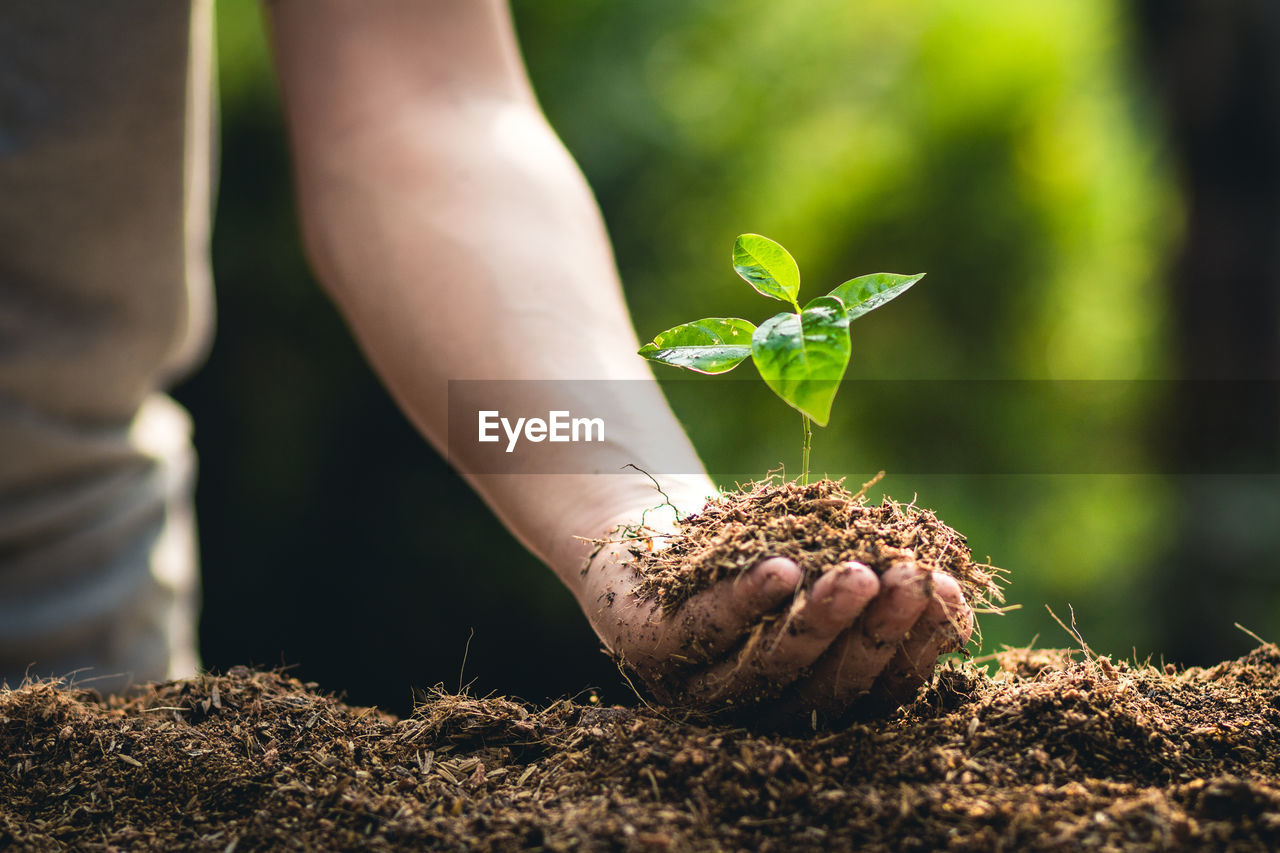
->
[267,1,713,586]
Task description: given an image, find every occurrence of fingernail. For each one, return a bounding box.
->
[758,568,792,597]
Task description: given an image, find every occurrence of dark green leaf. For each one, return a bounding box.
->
[638,317,756,374]
[827,272,924,320]
[733,234,801,305]
[749,296,851,425]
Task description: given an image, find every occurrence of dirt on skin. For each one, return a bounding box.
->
[603,478,1003,714]
[622,478,1002,617]
[4,645,1280,851]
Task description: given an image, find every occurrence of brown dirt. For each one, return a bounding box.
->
[621,478,1002,616]
[5,646,1280,851]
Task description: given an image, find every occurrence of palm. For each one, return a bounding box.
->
[577,529,973,725]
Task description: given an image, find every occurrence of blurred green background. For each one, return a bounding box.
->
[178,0,1280,715]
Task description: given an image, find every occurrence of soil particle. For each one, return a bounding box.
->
[623,478,1002,615]
[5,645,1280,851]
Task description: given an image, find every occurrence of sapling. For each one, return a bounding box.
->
[639,234,922,484]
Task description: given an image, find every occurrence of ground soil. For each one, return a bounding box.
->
[622,478,1002,616]
[4,644,1280,851]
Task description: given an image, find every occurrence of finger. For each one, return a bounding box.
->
[860,573,974,711]
[681,562,879,703]
[635,557,801,672]
[790,559,933,710]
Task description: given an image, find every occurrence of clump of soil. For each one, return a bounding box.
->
[5,647,1280,851]
[625,478,1002,614]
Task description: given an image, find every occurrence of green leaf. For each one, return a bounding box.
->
[827,272,924,320]
[803,293,845,312]
[733,234,801,305]
[638,317,757,374]
[749,296,851,426]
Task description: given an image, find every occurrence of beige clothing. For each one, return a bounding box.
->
[0,1,215,692]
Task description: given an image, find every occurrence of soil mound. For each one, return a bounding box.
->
[4,646,1280,850]
[624,478,1002,614]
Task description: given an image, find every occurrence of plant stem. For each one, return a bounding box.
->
[800,414,813,485]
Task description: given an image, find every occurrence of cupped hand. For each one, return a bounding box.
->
[576,520,973,726]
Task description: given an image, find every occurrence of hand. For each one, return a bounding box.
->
[575,514,973,726]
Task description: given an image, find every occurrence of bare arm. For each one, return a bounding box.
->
[266,0,713,581]
[266,0,970,722]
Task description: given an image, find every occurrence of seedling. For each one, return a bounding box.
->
[639,233,922,484]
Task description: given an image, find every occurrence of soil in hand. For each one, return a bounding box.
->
[624,477,1002,615]
[4,646,1280,851]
